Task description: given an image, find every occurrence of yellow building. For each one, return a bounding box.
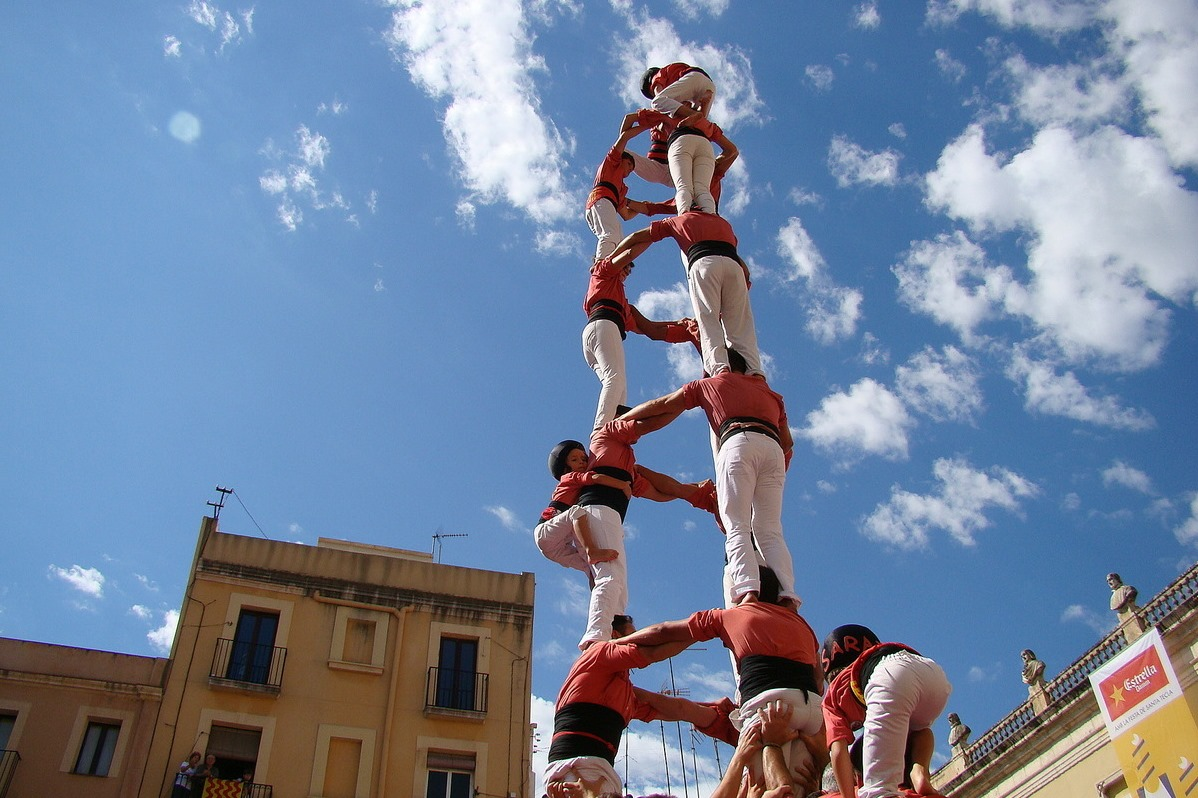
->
[934,562,1198,798]
[0,514,535,798]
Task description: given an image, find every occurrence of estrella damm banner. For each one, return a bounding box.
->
[1088,627,1198,797]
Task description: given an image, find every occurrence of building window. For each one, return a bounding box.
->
[435,637,478,710]
[207,724,262,782]
[227,609,280,685]
[426,752,475,798]
[0,714,14,751]
[73,721,120,776]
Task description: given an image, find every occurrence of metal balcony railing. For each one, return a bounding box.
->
[425,666,489,713]
[243,782,272,797]
[0,750,19,798]
[209,638,287,691]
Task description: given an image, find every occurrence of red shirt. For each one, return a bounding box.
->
[647,211,737,252]
[651,62,703,96]
[686,603,819,664]
[822,666,865,746]
[554,640,658,724]
[586,143,629,211]
[681,372,787,433]
[541,471,589,522]
[587,419,641,479]
[583,258,630,324]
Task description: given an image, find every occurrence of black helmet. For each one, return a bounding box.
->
[821,624,880,675]
[548,440,585,479]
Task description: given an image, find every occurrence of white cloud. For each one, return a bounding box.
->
[805,64,835,91]
[861,457,1039,548]
[1174,493,1198,547]
[888,122,908,139]
[485,504,526,533]
[634,283,692,321]
[788,187,823,206]
[163,36,182,58]
[1005,349,1155,431]
[317,98,348,116]
[134,573,159,592]
[895,345,983,423]
[613,12,765,130]
[48,564,105,598]
[366,190,378,214]
[297,126,330,168]
[1061,603,1111,635]
[801,378,913,464]
[383,0,576,226]
[967,663,999,682]
[1004,55,1127,129]
[672,0,729,18]
[854,2,881,29]
[925,0,1094,31]
[775,217,863,343]
[828,134,901,188]
[858,331,889,366]
[259,125,358,230]
[187,0,218,29]
[373,278,386,293]
[1101,460,1154,494]
[129,604,152,621]
[148,609,180,654]
[934,49,967,83]
[534,229,580,257]
[925,124,1198,372]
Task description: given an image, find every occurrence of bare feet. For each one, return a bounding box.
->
[586,548,619,564]
[910,763,940,796]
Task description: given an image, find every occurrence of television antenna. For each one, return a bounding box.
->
[432,529,468,563]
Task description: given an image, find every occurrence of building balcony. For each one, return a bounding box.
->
[0,750,19,798]
[208,638,287,694]
[424,667,488,718]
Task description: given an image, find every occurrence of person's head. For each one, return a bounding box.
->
[205,754,216,766]
[821,624,880,677]
[727,347,748,374]
[189,752,202,765]
[620,151,635,176]
[611,614,635,638]
[640,67,661,99]
[1107,572,1122,588]
[548,440,586,479]
[948,712,960,724]
[1021,649,1036,662]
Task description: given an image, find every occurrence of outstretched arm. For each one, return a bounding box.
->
[622,388,687,425]
[619,618,695,648]
[634,464,703,503]
[610,227,654,271]
[634,687,718,726]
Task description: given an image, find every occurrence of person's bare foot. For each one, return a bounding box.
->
[586,547,619,564]
[910,763,941,796]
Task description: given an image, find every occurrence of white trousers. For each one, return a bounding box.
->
[668,134,716,214]
[579,505,627,649]
[534,505,589,574]
[860,651,952,798]
[687,255,763,377]
[630,151,674,188]
[585,198,623,261]
[733,687,823,778]
[652,71,716,115]
[582,318,626,430]
[716,431,795,602]
[544,757,621,795]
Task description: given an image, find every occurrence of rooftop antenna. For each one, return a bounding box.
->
[431,528,468,563]
[208,486,233,521]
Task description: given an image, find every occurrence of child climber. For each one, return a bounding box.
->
[820,624,952,798]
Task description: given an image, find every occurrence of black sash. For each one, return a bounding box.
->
[587,299,627,339]
[686,240,738,268]
[738,654,818,704]
[548,702,625,764]
[717,416,781,447]
[578,466,633,520]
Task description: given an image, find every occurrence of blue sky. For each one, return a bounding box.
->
[3,0,1197,793]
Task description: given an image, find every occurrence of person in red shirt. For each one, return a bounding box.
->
[609,210,762,379]
[534,440,630,574]
[619,348,795,607]
[619,567,825,783]
[820,625,951,798]
[641,62,716,117]
[586,121,655,261]
[575,415,717,650]
[545,615,738,794]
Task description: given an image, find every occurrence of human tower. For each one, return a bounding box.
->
[533,64,954,798]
